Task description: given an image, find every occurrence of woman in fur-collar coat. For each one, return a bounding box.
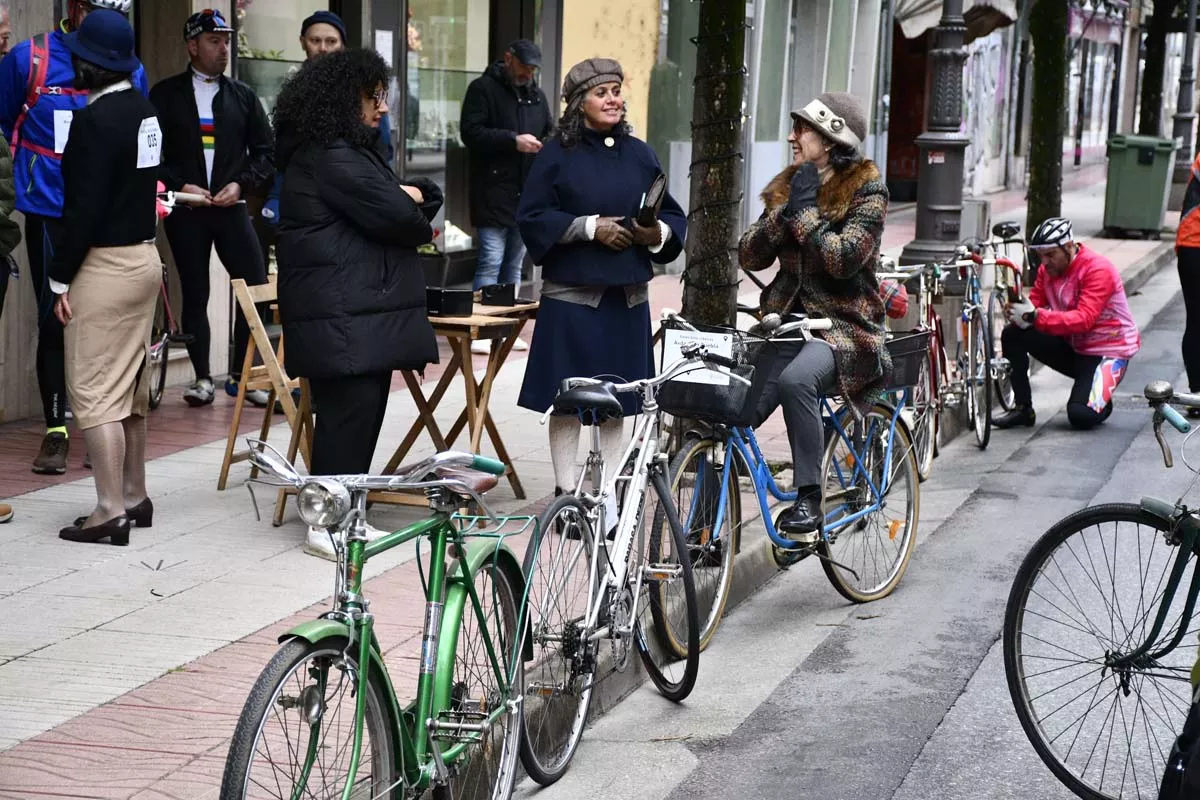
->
[738,91,890,543]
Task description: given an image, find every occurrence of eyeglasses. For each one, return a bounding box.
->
[370,87,387,108]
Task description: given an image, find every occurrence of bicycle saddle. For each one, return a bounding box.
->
[433,465,499,496]
[553,382,624,420]
[993,220,1021,240]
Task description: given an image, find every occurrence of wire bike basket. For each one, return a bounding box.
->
[885,329,932,391]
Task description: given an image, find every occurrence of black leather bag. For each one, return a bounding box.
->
[635,173,667,227]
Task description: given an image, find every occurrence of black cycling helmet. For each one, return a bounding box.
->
[1028,217,1074,248]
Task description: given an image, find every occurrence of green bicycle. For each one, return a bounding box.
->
[220,441,530,800]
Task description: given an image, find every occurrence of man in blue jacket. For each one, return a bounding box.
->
[0,0,147,475]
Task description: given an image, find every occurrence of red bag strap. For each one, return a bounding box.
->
[11,33,84,160]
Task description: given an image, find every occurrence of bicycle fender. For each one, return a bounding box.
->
[874,398,916,447]
[1141,496,1181,523]
[277,618,408,765]
[447,539,534,664]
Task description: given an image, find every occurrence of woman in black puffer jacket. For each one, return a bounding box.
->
[274,48,440,482]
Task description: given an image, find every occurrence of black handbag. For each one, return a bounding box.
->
[636,172,667,227]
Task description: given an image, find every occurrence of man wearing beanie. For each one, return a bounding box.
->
[262,10,393,241]
[460,39,552,353]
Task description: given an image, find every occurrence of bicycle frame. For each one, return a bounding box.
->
[571,381,672,647]
[685,396,907,554]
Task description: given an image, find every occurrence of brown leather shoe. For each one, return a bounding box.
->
[0,503,12,523]
[59,516,130,546]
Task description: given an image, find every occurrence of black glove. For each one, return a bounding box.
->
[784,162,820,217]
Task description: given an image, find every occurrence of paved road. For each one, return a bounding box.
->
[513,265,1192,800]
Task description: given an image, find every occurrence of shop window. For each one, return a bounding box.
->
[236,0,327,114]
[404,0,491,253]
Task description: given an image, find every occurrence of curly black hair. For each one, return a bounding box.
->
[273,48,389,152]
[554,100,632,149]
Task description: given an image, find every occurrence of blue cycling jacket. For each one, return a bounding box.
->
[0,24,149,218]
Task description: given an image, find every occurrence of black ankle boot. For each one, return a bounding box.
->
[779,488,823,543]
[993,405,1036,429]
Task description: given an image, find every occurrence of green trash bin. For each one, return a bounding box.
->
[1104,134,1177,237]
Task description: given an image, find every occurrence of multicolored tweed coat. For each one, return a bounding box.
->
[738,159,891,415]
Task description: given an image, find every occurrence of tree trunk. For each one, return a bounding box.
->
[1026,0,1068,238]
[1140,0,1181,136]
[681,0,746,328]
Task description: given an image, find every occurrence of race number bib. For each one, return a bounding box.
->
[53,109,73,153]
[137,117,162,169]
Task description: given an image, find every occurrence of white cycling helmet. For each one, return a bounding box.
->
[86,0,134,13]
[1028,216,1073,249]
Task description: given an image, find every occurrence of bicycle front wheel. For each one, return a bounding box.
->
[1004,504,1200,800]
[148,295,169,411]
[968,309,992,449]
[438,554,524,800]
[638,466,701,701]
[819,405,920,603]
[520,494,597,786]
[659,436,738,651]
[220,636,396,800]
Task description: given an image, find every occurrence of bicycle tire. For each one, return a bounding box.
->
[219,636,397,800]
[639,466,701,701]
[819,404,920,603]
[988,292,1016,410]
[439,552,524,800]
[148,295,169,411]
[911,345,937,482]
[658,436,738,651]
[969,309,992,449]
[1004,503,1200,800]
[519,494,597,786]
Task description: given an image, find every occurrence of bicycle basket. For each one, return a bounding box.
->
[885,329,931,390]
[657,319,773,426]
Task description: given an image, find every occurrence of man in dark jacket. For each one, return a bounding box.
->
[150,9,274,408]
[460,40,552,320]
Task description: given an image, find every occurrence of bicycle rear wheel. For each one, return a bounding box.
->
[1004,504,1200,800]
[988,292,1016,410]
[638,466,700,701]
[910,346,937,482]
[819,405,920,603]
[968,309,992,449]
[148,293,169,411]
[659,436,738,651]
[438,554,524,800]
[519,495,597,786]
[219,637,396,800]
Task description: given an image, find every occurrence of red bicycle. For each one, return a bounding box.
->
[147,189,204,408]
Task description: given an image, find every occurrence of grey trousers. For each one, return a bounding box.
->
[753,339,838,489]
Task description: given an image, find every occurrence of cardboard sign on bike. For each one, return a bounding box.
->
[662,328,734,385]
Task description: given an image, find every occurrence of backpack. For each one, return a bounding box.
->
[9,33,85,160]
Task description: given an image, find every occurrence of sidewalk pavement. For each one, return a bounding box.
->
[0,165,1180,798]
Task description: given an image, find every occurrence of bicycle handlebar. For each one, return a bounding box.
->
[1145,381,1199,468]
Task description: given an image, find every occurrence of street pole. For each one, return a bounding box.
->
[1170,0,1198,211]
[899,0,970,266]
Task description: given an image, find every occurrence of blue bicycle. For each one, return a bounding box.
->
[656,314,923,647]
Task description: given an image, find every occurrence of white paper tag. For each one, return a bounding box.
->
[53,109,73,154]
[662,329,734,386]
[136,117,162,169]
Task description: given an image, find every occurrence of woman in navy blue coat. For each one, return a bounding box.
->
[517,58,686,495]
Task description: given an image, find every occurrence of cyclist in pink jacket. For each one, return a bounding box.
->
[993,216,1141,430]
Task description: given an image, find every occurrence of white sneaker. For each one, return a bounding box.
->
[512,338,529,352]
[470,339,491,355]
[303,521,391,561]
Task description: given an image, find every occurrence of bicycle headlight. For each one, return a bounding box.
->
[297,479,352,529]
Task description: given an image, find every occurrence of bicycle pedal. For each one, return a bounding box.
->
[527,681,566,698]
[643,563,683,582]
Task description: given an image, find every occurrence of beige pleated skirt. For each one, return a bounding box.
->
[64,242,161,430]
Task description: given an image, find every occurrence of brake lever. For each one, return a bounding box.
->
[1153,412,1174,469]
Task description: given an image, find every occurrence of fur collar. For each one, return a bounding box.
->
[761,159,882,222]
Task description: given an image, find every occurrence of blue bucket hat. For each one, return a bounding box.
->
[62,8,140,73]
